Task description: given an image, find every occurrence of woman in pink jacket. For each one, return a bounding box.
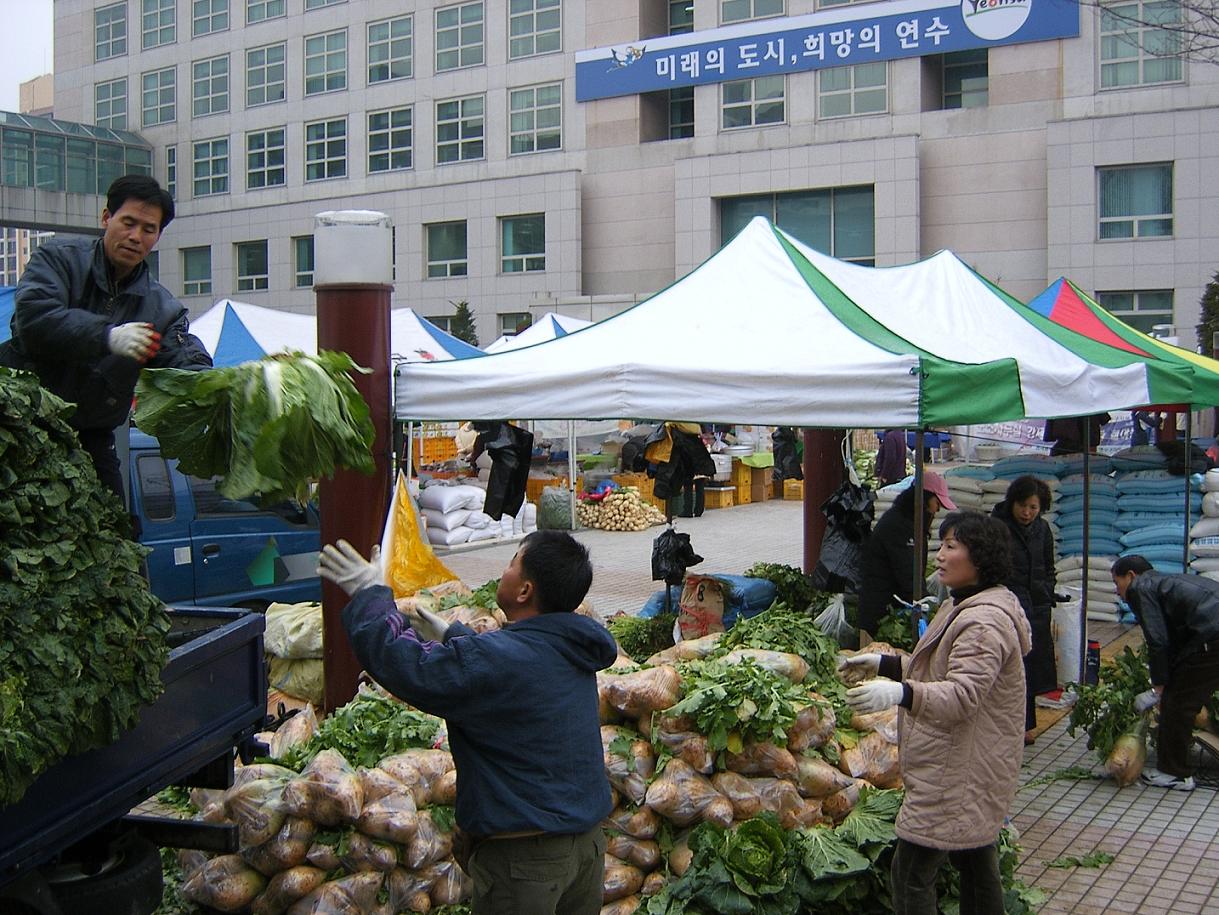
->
[843,511,1032,915]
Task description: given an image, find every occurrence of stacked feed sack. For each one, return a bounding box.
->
[1054,471,1124,598]
[494,500,540,540]
[1113,470,1199,574]
[941,469,988,513]
[1054,555,1122,623]
[1189,468,1219,581]
[264,601,325,706]
[418,483,488,547]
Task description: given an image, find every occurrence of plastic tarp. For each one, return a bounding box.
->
[0,287,14,344]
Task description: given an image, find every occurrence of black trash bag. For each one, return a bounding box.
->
[474,421,534,519]
[811,481,876,593]
[652,528,703,586]
[1156,440,1215,476]
[772,427,803,482]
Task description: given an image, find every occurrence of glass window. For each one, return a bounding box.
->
[125,145,153,177]
[509,83,561,154]
[722,0,783,23]
[2,129,34,187]
[509,0,560,59]
[501,214,545,273]
[429,315,453,332]
[721,76,784,129]
[166,145,177,198]
[95,2,127,62]
[436,2,485,71]
[720,186,876,264]
[247,0,285,24]
[368,16,413,83]
[236,240,269,291]
[247,43,286,106]
[305,29,348,95]
[942,49,988,109]
[667,1,695,138]
[142,0,176,49]
[35,135,65,191]
[97,144,124,193]
[193,0,229,36]
[293,235,314,287]
[146,249,160,281]
[436,95,485,164]
[142,67,176,127]
[368,107,413,173]
[67,138,97,193]
[305,0,345,8]
[1096,290,1174,333]
[819,63,887,118]
[137,455,175,521]
[95,78,128,130]
[192,138,229,197]
[499,312,532,335]
[1098,163,1173,238]
[426,221,468,278]
[247,128,285,189]
[1100,0,1183,88]
[182,246,212,296]
[192,54,230,118]
[305,117,347,181]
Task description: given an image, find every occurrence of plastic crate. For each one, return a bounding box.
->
[526,476,580,504]
[704,487,735,509]
[784,479,804,501]
[730,460,752,488]
[414,435,458,464]
[735,483,753,505]
[612,472,654,502]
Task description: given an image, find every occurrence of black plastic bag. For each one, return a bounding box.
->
[810,481,875,592]
[772,427,803,483]
[652,528,703,585]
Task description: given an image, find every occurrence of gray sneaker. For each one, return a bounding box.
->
[1140,767,1195,791]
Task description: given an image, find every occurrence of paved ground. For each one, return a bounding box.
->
[442,497,1219,913]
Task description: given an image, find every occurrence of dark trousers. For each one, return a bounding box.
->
[77,427,125,505]
[468,827,605,915]
[1158,647,1219,777]
[891,837,1003,915]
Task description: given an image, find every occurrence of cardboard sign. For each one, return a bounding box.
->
[678,574,727,640]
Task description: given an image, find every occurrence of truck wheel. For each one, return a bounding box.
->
[47,836,162,915]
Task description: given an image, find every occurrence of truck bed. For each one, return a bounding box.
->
[0,608,267,884]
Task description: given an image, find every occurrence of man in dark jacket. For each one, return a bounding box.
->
[1112,556,1219,791]
[875,429,907,487]
[319,530,617,915]
[0,175,211,501]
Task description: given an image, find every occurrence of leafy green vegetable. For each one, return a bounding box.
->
[873,607,916,652]
[154,847,201,915]
[1019,765,1097,791]
[1046,851,1114,869]
[666,658,809,753]
[1067,646,1153,762]
[835,786,902,850]
[0,369,169,808]
[607,612,677,663]
[273,688,442,770]
[744,563,829,614]
[430,804,457,833]
[438,578,501,612]
[155,785,198,816]
[134,350,375,506]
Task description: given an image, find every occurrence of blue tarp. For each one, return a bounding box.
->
[0,287,14,344]
[639,574,777,629]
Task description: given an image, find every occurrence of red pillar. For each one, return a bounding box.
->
[802,429,847,574]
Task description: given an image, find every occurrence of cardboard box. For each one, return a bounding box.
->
[750,466,771,503]
[784,479,804,501]
[704,487,735,509]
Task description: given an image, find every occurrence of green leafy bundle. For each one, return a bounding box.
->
[743,563,828,614]
[438,578,501,613]
[134,350,374,506]
[274,688,442,770]
[1067,645,1153,761]
[873,607,915,652]
[0,369,170,808]
[607,612,677,663]
[666,659,809,753]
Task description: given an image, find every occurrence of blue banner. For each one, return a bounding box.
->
[575,0,1079,101]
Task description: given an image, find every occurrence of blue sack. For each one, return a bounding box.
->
[638,574,777,629]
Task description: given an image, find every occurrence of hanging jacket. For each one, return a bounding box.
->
[475,421,534,519]
[648,425,715,500]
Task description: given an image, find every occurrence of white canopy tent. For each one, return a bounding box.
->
[484,312,592,354]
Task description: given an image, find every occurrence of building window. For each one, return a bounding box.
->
[193,0,229,36]
[142,0,176,49]
[166,145,176,198]
[141,67,176,127]
[3,130,33,187]
[35,136,65,191]
[247,0,285,24]
[95,79,128,130]
[667,1,695,138]
[942,49,988,108]
[182,246,212,296]
[192,55,230,117]
[305,118,347,181]
[67,138,96,193]
[428,315,453,332]
[144,250,159,282]
[247,43,286,106]
[509,84,561,154]
[305,0,345,8]
[436,95,485,164]
[95,3,127,62]
[819,63,887,117]
[293,235,314,287]
[368,16,413,83]
[720,186,876,264]
[1098,163,1173,238]
[1100,0,1183,88]
[192,138,229,197]
[499,312,532,335]
[368,107,413,173]
[436,2,485,72]
[509,0,560,59]
[1096,290,1174,334]
[236,240,269,291]
[722,0,783,23]
[427,222,468,278]
[501,215,545,273]
[246,128,285,189]
[721,76,784,129]
[305,29,348,95]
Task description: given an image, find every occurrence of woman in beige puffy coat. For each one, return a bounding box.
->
[843,511,1031,915]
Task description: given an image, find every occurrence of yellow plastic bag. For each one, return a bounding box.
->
[380,471,458,599]
[268,657,325,706]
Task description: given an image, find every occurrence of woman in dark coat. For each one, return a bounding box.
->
[992,475,1057,744]
[857,473,955,639]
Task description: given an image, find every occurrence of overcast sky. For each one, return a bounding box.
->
[0,1,54,113]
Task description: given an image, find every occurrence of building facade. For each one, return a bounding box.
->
[48,0,1219,346]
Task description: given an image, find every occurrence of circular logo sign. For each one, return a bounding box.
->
[961,0,1032,40]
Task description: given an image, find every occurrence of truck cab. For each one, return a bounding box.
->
[127,430,321,609]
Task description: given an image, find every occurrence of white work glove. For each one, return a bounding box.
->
[837,653,882,678]
[317,540,382,597]
[404,605,451,643]
[846,680,905,714]
[107,322,161,362]
[1134,688,1160,713]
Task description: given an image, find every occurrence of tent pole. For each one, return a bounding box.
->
[568,420,577,532]
[1184,410,1193,570]
[406,421,413,480]
[1080,423,1091,687]
[913,429,926,608]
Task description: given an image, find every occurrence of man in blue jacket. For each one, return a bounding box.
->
[319,530,617,915]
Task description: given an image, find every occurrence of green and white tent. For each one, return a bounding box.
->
[394,217,1191,427]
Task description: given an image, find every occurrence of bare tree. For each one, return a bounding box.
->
[1079,0,1219,66]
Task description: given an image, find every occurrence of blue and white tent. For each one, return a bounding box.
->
[484,312,592,354]
[0,287,15,344]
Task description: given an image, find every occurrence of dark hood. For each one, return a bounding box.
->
[508,612,618,673]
